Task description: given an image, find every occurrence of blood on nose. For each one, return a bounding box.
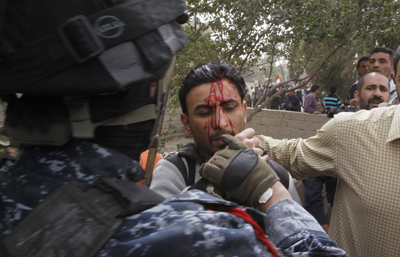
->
[211,106,228,129]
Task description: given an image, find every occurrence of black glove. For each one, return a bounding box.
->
[200,135,279,207]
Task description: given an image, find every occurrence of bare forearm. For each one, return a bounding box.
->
[258,181,292,213]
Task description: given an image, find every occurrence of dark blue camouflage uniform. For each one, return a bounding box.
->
[0,140,347,256]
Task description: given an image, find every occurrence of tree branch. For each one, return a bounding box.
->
[247,42,347,122]
[239,35,263,71]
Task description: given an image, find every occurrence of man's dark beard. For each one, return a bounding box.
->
[360,95,384,110]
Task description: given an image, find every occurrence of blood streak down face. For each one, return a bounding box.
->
[180,79,247,160]
[203,80,237,140]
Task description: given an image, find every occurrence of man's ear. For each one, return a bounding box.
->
[180,113,192,135]
[354,90,360,102]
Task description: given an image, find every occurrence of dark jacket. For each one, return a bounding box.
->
[284,94,301,111]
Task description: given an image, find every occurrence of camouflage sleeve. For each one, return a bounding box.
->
[264,199,348,256]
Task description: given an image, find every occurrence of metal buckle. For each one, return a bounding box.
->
[58,15,105,63]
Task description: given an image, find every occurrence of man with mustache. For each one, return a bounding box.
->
[354,71,390,110]
[303,71,389,235]
[150,61,301,204]
[257,55,399,256]
[368,47,397,104]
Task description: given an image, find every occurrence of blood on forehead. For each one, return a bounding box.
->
[204,80,239,103]
[203,80,238,145]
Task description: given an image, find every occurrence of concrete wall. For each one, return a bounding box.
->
[161,110,187,137]
[245,108,331,140]
[161,108,331,141]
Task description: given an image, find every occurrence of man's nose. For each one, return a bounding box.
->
[374,89,383,98]
[212,108,229,129]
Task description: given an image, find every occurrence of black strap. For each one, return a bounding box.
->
[0,0,187,94]
[187,157,196,186]
[165,153,196,187]
[0,0,10,57]
[0,177,164,257]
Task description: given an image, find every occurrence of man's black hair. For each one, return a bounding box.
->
[357,56,370,68]
[329,86,337,95]
[370,47,395,64]
[179,61,246,115]
[310,85,320,93]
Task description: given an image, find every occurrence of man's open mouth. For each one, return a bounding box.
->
[369,99,383,108]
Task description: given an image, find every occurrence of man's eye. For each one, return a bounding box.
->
[199,111,211,116]
[224,105,236,111]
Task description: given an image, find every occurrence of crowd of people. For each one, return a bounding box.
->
[0,0,398,256]
[238,48,396,246]
[257,46,399,256]
[149,46,400,257]
[248,47,394,117]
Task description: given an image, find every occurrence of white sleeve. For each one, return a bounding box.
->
[149,159,187,199]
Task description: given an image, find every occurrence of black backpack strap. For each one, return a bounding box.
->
[165,153,188,186]
[0,177,164,257]
[268,160,290,189]
[165,152,196,187]
[187,157,196,186]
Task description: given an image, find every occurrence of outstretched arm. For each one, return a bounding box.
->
[256,118,338,180]
[200,135,347,256]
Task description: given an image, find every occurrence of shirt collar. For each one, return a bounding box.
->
[387,105,400,143]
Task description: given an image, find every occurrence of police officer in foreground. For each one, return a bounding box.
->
[0,0,347,256]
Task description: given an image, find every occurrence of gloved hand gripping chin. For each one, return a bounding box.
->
[200,135,279,207]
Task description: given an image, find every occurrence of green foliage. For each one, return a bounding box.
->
[167,0,400,122]
[176,143,184,152]
[285,0,400,94]
[0,126,9,147]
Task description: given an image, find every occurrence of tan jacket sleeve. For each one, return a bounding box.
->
[257,118,338,180]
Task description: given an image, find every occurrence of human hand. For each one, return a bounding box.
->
[314,111,320,114]
[200,135,279,207]
[234,128,263,156]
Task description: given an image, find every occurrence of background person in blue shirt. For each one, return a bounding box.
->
[324,86,342,113]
